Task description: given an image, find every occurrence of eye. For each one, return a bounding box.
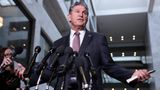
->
[74,10,80,13]
[4,53,13,57]
[83,11,88,15]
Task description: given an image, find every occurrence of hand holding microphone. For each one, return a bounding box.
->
[126,69,155,83]
[0,47,24,73]
[0,57,13,74]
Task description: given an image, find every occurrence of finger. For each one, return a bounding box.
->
[139,70,150,81]
[6,58,12,62]
[15,69,18,76]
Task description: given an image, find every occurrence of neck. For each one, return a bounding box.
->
[71,26,85,32]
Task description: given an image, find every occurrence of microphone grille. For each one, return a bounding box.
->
[35,46,41,53]
[64,47,73,54]
[56,45,65,53]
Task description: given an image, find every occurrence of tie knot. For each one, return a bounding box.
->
[74,32,80,36]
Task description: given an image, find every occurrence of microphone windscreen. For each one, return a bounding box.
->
[64,47,73,54]
[12,47,23,57]
[75,57,84,67]
[55,45,65,53]
[35,46,41,53]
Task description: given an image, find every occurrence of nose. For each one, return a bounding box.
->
[78,12,83,17]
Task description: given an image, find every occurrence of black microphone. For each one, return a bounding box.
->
[22,46,41,90]
[12,47,23,57]
[68,51,78,69]
[75,57,88,89]
[36,46,58,75]
[47,49,77,90]
[24,46,41,77]
[84,52,97,78]
[58,47,73,74]
[34,46,62,90]
[49,45,65,69]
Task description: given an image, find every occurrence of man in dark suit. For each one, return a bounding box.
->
[16,1,151,90]
[43,1,150,90]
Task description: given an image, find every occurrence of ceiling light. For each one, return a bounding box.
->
[110,53,113,57]
[134,52,137,56]
[111,88,115,90]
[137,88,140,90]
[23,43,26,47]
[0,16,3,28]
[23,26,26,30]
[133,35,136,40]
[122,52,125,57]
[121,36,124,41]
[12,27,17,31]
[109,36,113,41]
[124,88,127,90]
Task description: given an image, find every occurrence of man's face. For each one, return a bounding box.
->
[68,5,88,28]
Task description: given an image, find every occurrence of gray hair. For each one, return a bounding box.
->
[69,1,88,15]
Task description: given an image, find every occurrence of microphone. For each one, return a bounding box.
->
[58,47,73,74]
[12,47,23,57]
[126,70,156,83]
[36,46,58,75]
[47,49,77,90]
[75,57,88,89]
[22,46,41,90]
[67,51,78,89]
[35,46,64,90]
[84,52,97,78]
[49,45,65,69]
[24,46,41,77]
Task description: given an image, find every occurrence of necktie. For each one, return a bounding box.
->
[72,32,80,52]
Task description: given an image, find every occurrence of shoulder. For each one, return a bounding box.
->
[52,35,69,47]
[87,30,106,39]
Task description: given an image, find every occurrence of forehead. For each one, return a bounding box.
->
[72,5,87,11]
[4,48,12,53]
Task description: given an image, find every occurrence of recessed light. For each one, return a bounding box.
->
[111,88,115,90]
[23,26,26,30]
[134,52,137,56]
[23,43,26,47]
[109,36,113,41]
[12,27,17,31]
[110,53,113,57]
[122,52,125,56]
[121,36,124,41]
[133,35,136,40]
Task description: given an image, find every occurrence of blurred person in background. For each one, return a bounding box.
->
[0,47,24,90]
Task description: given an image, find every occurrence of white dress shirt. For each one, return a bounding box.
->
[69,29,86,48]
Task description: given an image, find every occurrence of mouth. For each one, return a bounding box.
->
[77,19,84,22]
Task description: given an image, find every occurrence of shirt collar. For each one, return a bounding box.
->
[70,29,86,37]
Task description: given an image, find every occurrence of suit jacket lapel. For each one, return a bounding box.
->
[79,30,92,56]
[61,31,92,56]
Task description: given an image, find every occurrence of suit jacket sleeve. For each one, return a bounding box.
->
[99,35,134,83]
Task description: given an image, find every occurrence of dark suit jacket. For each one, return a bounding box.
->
[31,30,134,90]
